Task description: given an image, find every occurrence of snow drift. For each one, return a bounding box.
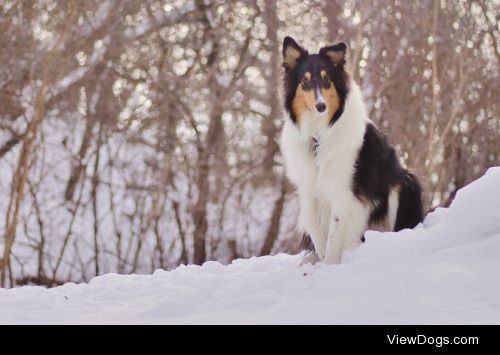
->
[1,167,499,324]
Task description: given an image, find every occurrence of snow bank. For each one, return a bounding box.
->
[1,167,499,324]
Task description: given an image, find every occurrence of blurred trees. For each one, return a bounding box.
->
[0,0,498,287]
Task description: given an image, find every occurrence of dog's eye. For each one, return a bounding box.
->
[301,78,311,89]
[322,77,331,88]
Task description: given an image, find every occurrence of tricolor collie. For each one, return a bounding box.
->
[280,36,424,264]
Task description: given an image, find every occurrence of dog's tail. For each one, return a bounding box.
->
[394,171,424,231]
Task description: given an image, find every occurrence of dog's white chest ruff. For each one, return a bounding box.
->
[282,84,367,196]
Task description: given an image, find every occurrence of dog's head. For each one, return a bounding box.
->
[282,36,350,130]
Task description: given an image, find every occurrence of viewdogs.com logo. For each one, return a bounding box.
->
[387,334,479,347]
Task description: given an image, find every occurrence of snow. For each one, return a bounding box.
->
[1,167,500,324]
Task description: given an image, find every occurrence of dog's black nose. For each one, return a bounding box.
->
[316,103,326,113]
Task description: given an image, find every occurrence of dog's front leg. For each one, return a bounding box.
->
[324,199,368,264]
[324,212,343,264]
[298,193,326,259]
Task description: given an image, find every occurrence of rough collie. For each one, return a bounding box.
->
[280,36,424,264]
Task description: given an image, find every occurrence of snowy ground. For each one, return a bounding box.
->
[1,167,500,324]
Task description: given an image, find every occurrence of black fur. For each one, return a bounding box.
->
[283,37,349,126]
[394,172,424,231]
[352,123,424,230]
[300,232,315,252]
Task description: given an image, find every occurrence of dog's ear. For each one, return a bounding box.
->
[282,36,307,71]
[319,42,347,67]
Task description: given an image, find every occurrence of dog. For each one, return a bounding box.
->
[280,36,424,264]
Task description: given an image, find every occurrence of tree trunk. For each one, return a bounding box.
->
[262,0,281,175]
[260,177,287,256]
[324,1,342,43]
[192,103,224,265]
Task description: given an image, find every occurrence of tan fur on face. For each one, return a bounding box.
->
[292,74,340,124]
[292,74,341,126]
[323,83,340,122]
[293,85,317,125]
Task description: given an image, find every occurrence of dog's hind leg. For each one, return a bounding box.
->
[299,251,321,266]
[298,233,323,266]
[300,232,315,251]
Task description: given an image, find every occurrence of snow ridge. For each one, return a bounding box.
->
[1,168,499,324]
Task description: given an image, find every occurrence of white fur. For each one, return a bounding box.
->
[367,187,400,232]
[315,87,325,107]
[386,188,399,231]
[281,82,372,264]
